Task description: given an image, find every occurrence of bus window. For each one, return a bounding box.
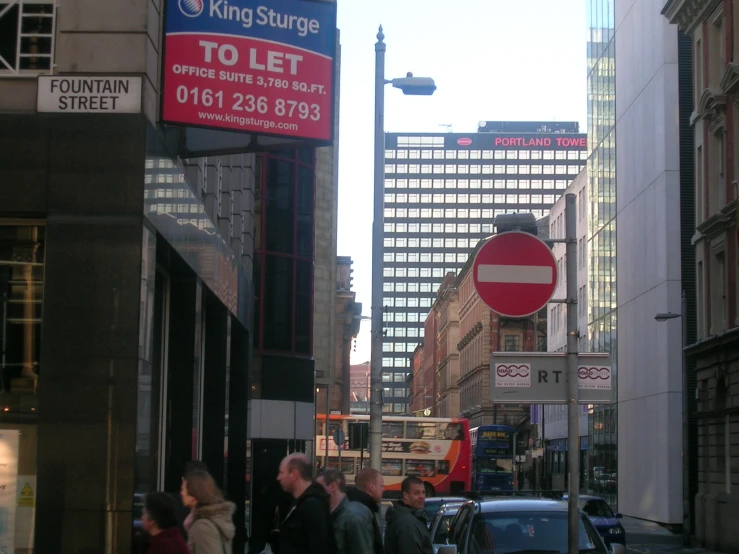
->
[406,421,437,440]
[381,459,402,476]
[327,457,355,474]
[440,422,465,440]
[382,422,404,438]
[406,459,436,478]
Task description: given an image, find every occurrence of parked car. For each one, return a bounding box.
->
[423,496,467,526]
[564,494,626,545]
[429,502,465,553]
[436,497,626,554]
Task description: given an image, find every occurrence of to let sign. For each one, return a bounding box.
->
[161,0,337,142]
[472,231,558,318]
[37,76,143,113]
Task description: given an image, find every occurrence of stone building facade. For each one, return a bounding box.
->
[663,0,739,549]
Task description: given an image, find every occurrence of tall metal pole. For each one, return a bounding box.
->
[565,193,579,554]
[369,26,386,471]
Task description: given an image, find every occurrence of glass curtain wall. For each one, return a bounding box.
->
[586,0,618,508]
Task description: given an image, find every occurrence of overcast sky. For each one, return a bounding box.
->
[334,0,588,363]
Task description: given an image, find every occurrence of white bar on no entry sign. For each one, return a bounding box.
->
[478,264,553,284]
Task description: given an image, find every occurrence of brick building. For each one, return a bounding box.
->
[350,362,371,414]
[662,0,739,549]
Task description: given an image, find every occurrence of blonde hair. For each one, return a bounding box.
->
[185,470,224,506]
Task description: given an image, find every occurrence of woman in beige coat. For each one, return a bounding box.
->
[180,470,236,554]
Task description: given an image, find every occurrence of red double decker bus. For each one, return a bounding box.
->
[316,414,471,497]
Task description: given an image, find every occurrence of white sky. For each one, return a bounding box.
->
[335,0,588,364]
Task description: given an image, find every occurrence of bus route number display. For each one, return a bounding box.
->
[161,0,337,142]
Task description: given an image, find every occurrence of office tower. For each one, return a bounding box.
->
[381,124,587,412]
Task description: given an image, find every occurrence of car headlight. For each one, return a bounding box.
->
[609,527,623,535]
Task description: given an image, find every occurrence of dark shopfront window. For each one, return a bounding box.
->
[0,224,43,553]
[254,149,315,355]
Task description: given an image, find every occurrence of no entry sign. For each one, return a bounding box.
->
[472,231,558,317]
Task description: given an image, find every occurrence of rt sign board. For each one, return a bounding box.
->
[472,231,557,318]
[161,0,337,142]
[491,352,612,404]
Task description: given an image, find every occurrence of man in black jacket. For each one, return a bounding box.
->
[384,477,433,554]
[276,453,337,554]
[346,467,385,554]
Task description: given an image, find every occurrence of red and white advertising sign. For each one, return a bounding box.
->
[472,231,557,318]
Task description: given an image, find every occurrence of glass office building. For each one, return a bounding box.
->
[382,125,587,412]
[586,0,618,507]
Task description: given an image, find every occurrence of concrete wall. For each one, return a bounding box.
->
[615,0,684,525]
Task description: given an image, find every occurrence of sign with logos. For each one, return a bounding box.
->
[161,0,337,142]
[37,76,143,113]
[472,231,558,318]
[0,430,19,551]
[490,352,612,404]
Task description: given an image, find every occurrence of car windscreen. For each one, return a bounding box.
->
[580,499,615,518]
[433,512,460,544]
[468,511,607,554]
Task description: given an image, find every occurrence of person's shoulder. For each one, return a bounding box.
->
[348,499,373,519]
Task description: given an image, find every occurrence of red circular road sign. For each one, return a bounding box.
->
[472,231,558,318]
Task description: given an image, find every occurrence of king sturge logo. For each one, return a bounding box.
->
[179,0,205,17]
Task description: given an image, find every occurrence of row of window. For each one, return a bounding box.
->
[395,136,446,147]
[384,342,419,353]
[384,327,425,338]
[383,296,434,308]
[385,164,584,175]
[382,373,409,382]
[382,358,412,368]
[382,312,429,323]
[383,267,457,279]
[385,252,469,264]
[385,178,573,189]
[384,207,551,220]
[383,282,442,292]
[385,193,560,204]
[386,149,587,160]
[382,237,482,249]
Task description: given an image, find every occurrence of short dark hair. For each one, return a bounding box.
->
[401,476,424,494]
[145,492,178,530]
[318,469,346,492]
[184,460,208,477]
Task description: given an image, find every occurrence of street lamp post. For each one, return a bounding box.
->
[369,26,437,471]
[655,289,690,545]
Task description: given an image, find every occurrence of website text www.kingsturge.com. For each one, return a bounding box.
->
[198,111,299,131]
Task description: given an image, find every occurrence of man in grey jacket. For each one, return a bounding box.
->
[316,469,375,554]
[384,477,433,554]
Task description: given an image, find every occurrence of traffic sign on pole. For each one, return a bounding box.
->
[472,231,558,318]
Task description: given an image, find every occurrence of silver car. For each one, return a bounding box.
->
[429,502,465,553]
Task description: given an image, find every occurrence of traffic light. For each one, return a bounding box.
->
[348,422,369,450]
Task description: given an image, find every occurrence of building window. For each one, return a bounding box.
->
[504,335,520,351]
[0,1,55,76]
[0,224,43,551]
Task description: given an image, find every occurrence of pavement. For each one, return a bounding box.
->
[622,516,723,554]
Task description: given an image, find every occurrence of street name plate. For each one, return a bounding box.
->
[490,352,612,404]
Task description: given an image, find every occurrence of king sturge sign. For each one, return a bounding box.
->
[36,76,143,113]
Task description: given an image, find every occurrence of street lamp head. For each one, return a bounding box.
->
[391,76,437,96]
[655,312,681,322]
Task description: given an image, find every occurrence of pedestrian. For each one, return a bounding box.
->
[276,453,337,554]
[178,460,209,536]
[384,477,433,554]
[316,469,374,554]
[346,467,385,554]
[180,470,236,554]
[140,492,190,554]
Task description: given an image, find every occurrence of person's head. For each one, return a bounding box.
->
[316,469,346,504]
[180,470,223,509]
[355,467,384,503]
[142,492,178,536]
[183,460,208,480]
[277,453,313,496]
[401,476,426,511]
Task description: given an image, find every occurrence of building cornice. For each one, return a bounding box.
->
[691,87,727,124]
[720,63,739,95]
[662,0,721,33]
